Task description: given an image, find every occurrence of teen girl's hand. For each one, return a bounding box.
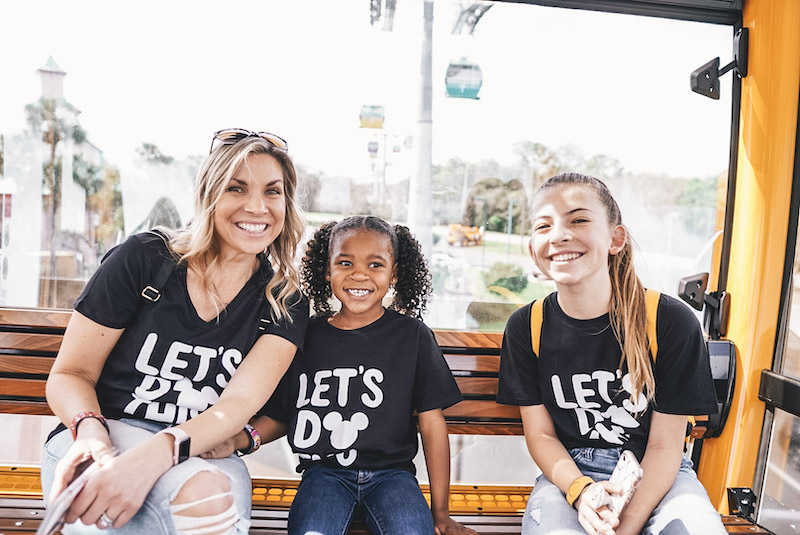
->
[576,481,623,535]
[433,514,479,535]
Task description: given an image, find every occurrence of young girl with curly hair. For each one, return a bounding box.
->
[207,215,476,535]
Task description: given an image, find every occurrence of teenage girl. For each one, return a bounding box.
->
[496,173,726,535]
[209,216,476,535]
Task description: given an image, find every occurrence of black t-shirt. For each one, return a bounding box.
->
[496,292,718,461]
[73,232,309,425]
[263,310,463,473]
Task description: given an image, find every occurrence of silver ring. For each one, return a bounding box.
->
[99,512,113,529]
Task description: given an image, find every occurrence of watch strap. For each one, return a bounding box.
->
[158,427,191,466]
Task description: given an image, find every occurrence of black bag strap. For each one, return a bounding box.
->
[141,229,176,303]
[138,230,275,329]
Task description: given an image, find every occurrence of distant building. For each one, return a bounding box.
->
[37,56,103,236]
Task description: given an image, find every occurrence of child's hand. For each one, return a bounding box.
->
[199,438,238,459]
[433,514,479,535]
[576,481,622,535]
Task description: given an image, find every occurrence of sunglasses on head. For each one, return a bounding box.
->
[209,128,288,154]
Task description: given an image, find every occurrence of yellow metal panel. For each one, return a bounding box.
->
[698,0,800,510]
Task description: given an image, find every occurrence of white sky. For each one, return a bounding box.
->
[1,0,734,181]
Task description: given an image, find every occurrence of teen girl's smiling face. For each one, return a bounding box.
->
[530,184,626,293]
[214,153,286,260]
[327,229,398,329]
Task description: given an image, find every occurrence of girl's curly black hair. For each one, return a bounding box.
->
[300,215,433,319]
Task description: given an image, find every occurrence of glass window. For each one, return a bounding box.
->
[0,1,732,482]
[757,228,800,534]
[759,409,800,534]
[0,2,731,328]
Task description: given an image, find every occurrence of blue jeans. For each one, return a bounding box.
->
[522,448,727,535]
[288,465,434,535]
[41,418,252,534]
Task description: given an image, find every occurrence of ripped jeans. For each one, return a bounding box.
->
[522,447,726,535]
[41,418,252,534]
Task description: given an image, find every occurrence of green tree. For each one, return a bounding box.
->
[513,141,564,190]
[135,142,174,164]
[464,177,528,234]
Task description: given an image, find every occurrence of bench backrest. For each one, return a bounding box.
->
[0,308,69,415]
[0,308,520,434]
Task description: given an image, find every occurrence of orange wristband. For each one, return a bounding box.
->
[566,476,595,508]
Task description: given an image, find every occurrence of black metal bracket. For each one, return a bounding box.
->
[759,369,800,418]
[727,487,757,520]
[705,340,736,438]
[677,273,730,339]
[691,27,748,100]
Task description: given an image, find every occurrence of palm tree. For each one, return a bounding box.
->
[25,97,86,306]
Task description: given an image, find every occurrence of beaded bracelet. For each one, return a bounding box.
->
[70,411,109,440]
[237,423,262,456]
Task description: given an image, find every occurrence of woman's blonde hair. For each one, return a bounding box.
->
[536,172,654,402]
[166,136,304,321]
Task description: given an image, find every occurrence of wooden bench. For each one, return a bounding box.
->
[0,307,771,534]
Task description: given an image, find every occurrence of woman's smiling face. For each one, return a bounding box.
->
[213,153,286,260]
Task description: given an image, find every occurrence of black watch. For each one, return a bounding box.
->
[159,428,191,465]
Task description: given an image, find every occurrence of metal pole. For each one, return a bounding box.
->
[409,0,434,255]
[507,198,516,256]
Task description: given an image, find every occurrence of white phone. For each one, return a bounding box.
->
[36,459,98,535]
[588,450,643,515]
[607,450,643,515]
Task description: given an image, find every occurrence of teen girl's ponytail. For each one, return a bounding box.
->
[609,239,655,403]
[391,225,432,319]
[301,221,336,317]
[541,173,655,403]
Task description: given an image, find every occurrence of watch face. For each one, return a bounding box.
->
[177,436,191,463]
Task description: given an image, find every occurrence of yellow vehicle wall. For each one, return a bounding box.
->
[698,0,800,510]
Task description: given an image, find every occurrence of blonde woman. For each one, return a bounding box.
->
[497,173,725,535]
[42,129,308,534]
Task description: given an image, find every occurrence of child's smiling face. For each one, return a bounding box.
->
[530,184,626,293]
[327,228,397,329]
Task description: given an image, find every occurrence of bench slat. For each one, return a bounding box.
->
[435,331,502,349]
[444,400,520,420]
[0,355,55,375]
[447,422,523,435]
[455,377,500,396]
[444,354,501,373]
[0,308,71,330]
[0,333,63,353]
[0,378,47,398]
[0,400,51,415]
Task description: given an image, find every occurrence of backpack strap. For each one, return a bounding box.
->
[140,229,176,303]
[645,289,660,362]
[529,298,545,357]
[529,289,661,360]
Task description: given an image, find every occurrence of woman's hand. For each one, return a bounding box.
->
[63,433,174,529]
[576,481,623,535]
[48,419,115,503]
[433,513,479,535]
